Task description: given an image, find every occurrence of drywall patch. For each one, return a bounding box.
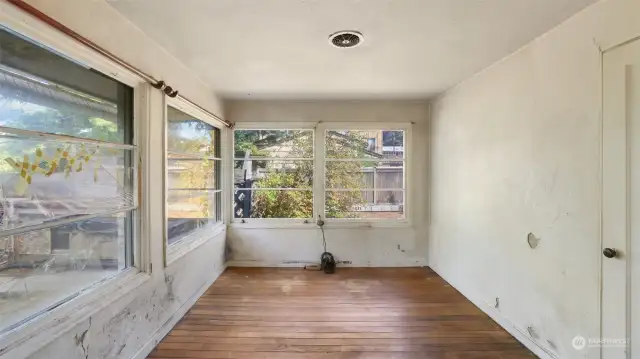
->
[527,233,540,249]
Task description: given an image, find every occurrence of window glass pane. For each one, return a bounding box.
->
[233,189,312,219]
[167,190,218,245]
[234,130,313,158]
[325,161,404,189]
[0,213,129,333]
[326,130,404,159]
[0,137,135,232]
[234,160,313,189]
[0,26,135,336]
[167,107,220,157]
[0,28,133,144]
[325,190,404,219]
[168,158,220,190]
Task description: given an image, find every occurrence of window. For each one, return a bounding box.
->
[233,130,313,219]
[166,106,222,246]
[232,125,408,224]
[0,28,136,333]
[325,130,405,220]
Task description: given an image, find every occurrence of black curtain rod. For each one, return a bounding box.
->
[6,0,232,128]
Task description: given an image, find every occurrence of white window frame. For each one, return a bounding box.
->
[0,3,153,356]
[229,122,411,228]
[230,122,315,227]
[164,97,227,265]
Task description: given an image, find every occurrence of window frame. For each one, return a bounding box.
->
[230,122,315,226]
[164,96,227,265]
[0,3,153,353]
[229,122,412,228]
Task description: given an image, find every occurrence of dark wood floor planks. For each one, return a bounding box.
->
[148,267,536,359]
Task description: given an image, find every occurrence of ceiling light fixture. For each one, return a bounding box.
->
[329,31,363,48]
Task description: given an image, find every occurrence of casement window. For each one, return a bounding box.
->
[232,124,409,225]
[0,27,137,333]
[233,129,314,220]
[165,105,222,247]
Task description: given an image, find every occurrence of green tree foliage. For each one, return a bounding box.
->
[234,130,369,219]
[167,117,219,220]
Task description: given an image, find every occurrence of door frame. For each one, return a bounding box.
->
[601,38,640,359]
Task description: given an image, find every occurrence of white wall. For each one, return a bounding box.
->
[0,1,227,359]
[428,0,639,358]
[225,100,429,267]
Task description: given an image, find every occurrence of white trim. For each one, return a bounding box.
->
[234,188,313,191]
[166,224,225,265]
[130,263,227,359]
[0,126,136,150]
[0,3,143,88]
[324,158,405,162]
[233,157,313,161]
[164,97,226,265]
[0,270,150,359]
[228,219,409,229]
[233,122,314,130]
[325,188,405,191]
[229,221,315,229]
[166,96,227,130]
[317,122,413,131]
[135,83,153,272]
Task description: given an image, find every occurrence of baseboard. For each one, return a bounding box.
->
[226,260,428,267]
[428,266,557,359]
[130,263,228,359]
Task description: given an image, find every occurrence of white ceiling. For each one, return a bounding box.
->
[109,0,596,99]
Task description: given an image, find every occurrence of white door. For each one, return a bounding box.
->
[602,38,640,359]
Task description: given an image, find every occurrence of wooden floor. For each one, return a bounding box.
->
[148,267,536,359]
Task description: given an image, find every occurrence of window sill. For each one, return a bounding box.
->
[228,220,411,230]
[0,268,150,358]
[166,224,226,266]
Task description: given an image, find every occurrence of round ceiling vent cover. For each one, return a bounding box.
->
[329,31,363,48]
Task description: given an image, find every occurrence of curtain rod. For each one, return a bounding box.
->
[5,0,232,128]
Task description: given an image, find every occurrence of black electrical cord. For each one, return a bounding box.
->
[318,216,335,274]
[321,225,327,253]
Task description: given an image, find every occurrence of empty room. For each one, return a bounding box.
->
[0,0,638,358]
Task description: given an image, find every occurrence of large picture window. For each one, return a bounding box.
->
[0,28,136,333]
[166,106,222,246]
[232,126,407,224]
[233,130,313,219]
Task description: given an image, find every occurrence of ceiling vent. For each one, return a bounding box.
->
[329,31,363,48]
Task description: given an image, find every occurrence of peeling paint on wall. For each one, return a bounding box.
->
[73,317,91,359]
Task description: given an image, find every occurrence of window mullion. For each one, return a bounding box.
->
[314,125,325,221]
